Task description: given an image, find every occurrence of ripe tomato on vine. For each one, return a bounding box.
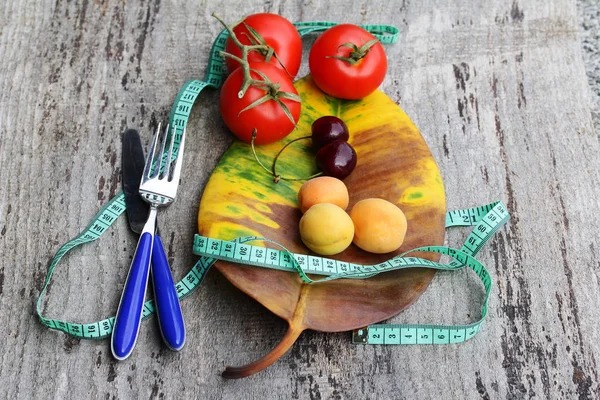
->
[309,24,388,100]
[219,62,301,145]
[224,13,302,78]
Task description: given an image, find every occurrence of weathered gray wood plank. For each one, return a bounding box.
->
[0,0,599,398]
[578,0,600,135]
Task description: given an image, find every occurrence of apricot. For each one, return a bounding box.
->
[349,198,408,254]
[299,203,354,255]
[297,176,349,213]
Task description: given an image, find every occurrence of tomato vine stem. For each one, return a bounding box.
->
[213,14,301,126]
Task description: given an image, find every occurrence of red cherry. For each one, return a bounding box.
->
[316,140,357,180]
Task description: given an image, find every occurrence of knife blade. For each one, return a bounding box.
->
[123,129,150,233]
[122,128,186,352]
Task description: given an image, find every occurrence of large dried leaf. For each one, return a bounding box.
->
[198,76,446,377]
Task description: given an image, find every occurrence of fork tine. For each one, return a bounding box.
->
[170,127,186,184]
[163,124,177,179]
[156,123,170,178]
[143,122,161,179]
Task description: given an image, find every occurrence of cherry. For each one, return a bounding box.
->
[251,116,358,183]
[316,140,357,180]
[311,116,349,149]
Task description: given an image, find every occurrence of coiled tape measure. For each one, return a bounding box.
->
[36,21,510,345]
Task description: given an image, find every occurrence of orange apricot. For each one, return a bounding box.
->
[349,198,408,254]
[297,176,349,213]
[299,203,354,255]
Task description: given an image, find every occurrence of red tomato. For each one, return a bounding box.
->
[219,62,301,145]
[308,24,388,100]
[225,13,302,78]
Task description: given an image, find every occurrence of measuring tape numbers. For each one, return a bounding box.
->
[36,21,509,345]
[36,195,508,342]
[191,202,508,345]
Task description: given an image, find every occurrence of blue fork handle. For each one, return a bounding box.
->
[111,231,153,360]
[151,234,186,351]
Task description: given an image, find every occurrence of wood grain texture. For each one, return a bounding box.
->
[0,0,599,398]
[578,0,600,136]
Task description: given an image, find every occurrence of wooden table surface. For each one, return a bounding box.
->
[1,0,599,398]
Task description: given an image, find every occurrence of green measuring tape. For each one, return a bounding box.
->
[37,21,509,345]
[191,201,508,344]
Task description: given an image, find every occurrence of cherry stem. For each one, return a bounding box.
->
[250,131,323,184]
[250,129,276,177]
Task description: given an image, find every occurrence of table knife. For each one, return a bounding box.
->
[122,128,185,351]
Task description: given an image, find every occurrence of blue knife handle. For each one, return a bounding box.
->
[151,234,186,351]
[111,231,153,360]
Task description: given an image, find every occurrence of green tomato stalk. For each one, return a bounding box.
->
[327,39,380,65]
[212,13,301,128]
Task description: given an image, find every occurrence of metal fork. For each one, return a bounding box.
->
[111,123,187,360]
